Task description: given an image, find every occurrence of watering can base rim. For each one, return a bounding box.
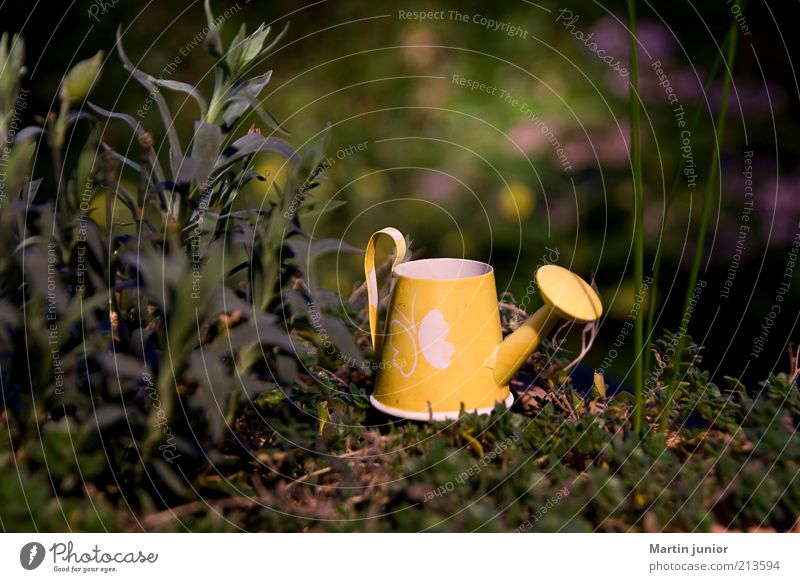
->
[370,394,514,421]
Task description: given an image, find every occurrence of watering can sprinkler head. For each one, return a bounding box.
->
[489,264,603,387]
[536,264,603,323]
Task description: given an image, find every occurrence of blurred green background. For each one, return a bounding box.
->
[5,0,799,386]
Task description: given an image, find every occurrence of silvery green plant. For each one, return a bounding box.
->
[89,3,295,226]
[0,33,38,200]
[0,0,361,515]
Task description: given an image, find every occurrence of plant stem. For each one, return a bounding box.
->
[659,6,741,430]
[642,32,729,397]
[642,1,749,399]
[49,97,70,208]
[626,0,645,434]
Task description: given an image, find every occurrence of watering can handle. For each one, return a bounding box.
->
[364,227,407,352]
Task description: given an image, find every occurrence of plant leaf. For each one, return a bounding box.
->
[209,317,294,357]
[298,199,346,218]
[116,27,182,164]
[152,458,189,496]
[155,78,208,116]
[203,0,225,59]
[243,25,270,64]
[190,121,222,189]
[221,71,282,131]
[101,143,141,172]
[313,238,363,258]
[170,152,197,185]
[89,404,130,431]
[87,102,144,136]
[320,315,363,364]
[61,50,103,102]
[216,133,297,173]
[188,350,232,444]
[226,23,247,74]
[256,21,290,61]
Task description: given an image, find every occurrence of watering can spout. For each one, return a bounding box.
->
[491,307,559,387]
[489,265,603,387]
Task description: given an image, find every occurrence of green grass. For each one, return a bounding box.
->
[660,4,741,430]
[626,0,646,435]
[1,0,796,535]
[3,318,798,532]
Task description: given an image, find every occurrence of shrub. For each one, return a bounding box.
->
[0,1,361,530]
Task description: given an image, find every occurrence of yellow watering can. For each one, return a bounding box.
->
[365,227,603,421]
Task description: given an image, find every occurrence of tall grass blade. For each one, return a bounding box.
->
[659,2,742,430]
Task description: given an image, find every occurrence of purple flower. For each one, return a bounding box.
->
[757,169,800,245]
[605,62,705,104]
[591,16,677,64]
[414,170,458,203]
[508,122,552,154]
[709,82,786,117]
[563,122,630,170]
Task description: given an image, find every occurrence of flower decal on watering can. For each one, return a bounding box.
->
[389,301,456,377]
